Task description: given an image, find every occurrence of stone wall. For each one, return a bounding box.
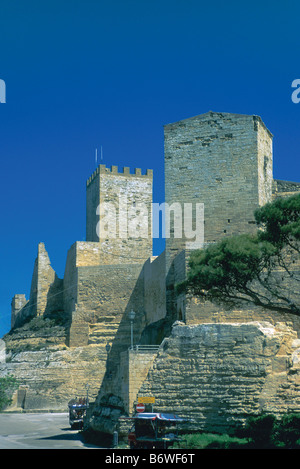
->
[256,116,273,206]
[63,242,78,321]
[272,179,300,200]
[143,252,166,325]
[73,263,146,348]
[119,348,158,414]
[137,321,300,433]
[64,242,168,349]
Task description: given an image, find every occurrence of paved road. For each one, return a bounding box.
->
[0,412,99,449]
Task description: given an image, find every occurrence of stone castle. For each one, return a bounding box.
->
[2,111,300,435]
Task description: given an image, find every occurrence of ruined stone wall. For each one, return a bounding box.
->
[137,321,300,433]
[86,165,153,265]
[11,294,29,328]
[29,243,58,316]
[11,243,64,328]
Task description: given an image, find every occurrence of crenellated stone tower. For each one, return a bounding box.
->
[86,164,153,265]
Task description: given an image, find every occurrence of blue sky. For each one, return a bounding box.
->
[0,0,300,337]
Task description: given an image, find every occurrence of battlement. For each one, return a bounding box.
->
[87,164,153,187]
[86,162,153,254]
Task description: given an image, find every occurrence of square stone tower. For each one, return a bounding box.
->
[86,164,153,264]
[164,111,273,319]
[164,111,273,266]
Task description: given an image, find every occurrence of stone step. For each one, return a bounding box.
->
[89,324,119,333]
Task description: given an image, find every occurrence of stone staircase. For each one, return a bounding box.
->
[88,318,120,345]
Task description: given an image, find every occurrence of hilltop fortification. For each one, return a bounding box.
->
[2,111,300,435]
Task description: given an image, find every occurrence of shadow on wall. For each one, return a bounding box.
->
[85,262,173,435]
[85,268,144,434]
[84,254,188,437]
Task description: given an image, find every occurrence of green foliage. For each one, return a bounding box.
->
[177,193,300,316]
[238,414,277,448]
[272,413,300,449]
[179,233,275,296]
[173,432,249,449]
[173,413,300,449]
[0,375,18,411]
[237,413,300,449]
[255,192,300,248]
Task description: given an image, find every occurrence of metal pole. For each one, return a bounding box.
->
[129,310,135,350]
[113,431,118,448]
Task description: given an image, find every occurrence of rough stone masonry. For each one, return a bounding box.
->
[2,111,300,435]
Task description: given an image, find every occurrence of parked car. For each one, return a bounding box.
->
[68,397,88,429]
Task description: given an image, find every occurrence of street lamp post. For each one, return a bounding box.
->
[128,310,135,349]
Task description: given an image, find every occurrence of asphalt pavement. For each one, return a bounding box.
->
[0,412,99,449]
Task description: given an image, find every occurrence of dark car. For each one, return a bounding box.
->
[68,397,88,429]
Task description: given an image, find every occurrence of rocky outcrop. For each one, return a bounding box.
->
[86,394,126,435]
[3,318,67,355]
[0,318,110,411]
[130,321,300,433]
[0,343,108,411]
